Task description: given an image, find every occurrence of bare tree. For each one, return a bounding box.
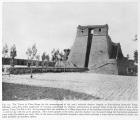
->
[10,44,17,67]
[26,44,37,78]
[26,48,32,67]
[134,50,138,63]
[2,44,9,71]
[2,44,9,58]
[63,49,70,61]
[32,44,37,59]
[41,52,50,67]
[45,54,50,67]
[51,49,60,62]
[45,54,50,61]
[132,34,138,64]
[59,51,64,61]
[35,54,40,67]
[41,52,46,67]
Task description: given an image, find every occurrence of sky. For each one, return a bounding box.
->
[2,2,138,59]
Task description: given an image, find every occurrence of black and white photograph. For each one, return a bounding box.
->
[2,2,138,101]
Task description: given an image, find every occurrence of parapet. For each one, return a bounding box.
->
[77,24,108,29]
[76,24,108,36]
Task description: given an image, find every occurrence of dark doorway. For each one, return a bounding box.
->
[84,29,93,67]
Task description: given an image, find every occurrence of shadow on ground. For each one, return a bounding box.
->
[2,82,101,100]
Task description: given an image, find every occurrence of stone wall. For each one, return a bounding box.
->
[68,27,89,67]
[8,67,88,74]
[2,58,55,67]
[88,35,109,67]
[89,59,118,75]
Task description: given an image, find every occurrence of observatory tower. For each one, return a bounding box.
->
[68,24,124,74]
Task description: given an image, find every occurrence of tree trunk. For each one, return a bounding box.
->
[31,67,33,78]
[30,60,33,78]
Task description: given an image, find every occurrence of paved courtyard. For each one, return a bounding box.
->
[2,73,138,100]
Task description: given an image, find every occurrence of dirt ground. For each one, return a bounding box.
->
[2,73,138,101]
[2,82,100,100]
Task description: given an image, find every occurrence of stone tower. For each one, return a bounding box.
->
[68,24,124,74]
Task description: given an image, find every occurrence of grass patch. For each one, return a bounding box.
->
[2,82,101,100]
